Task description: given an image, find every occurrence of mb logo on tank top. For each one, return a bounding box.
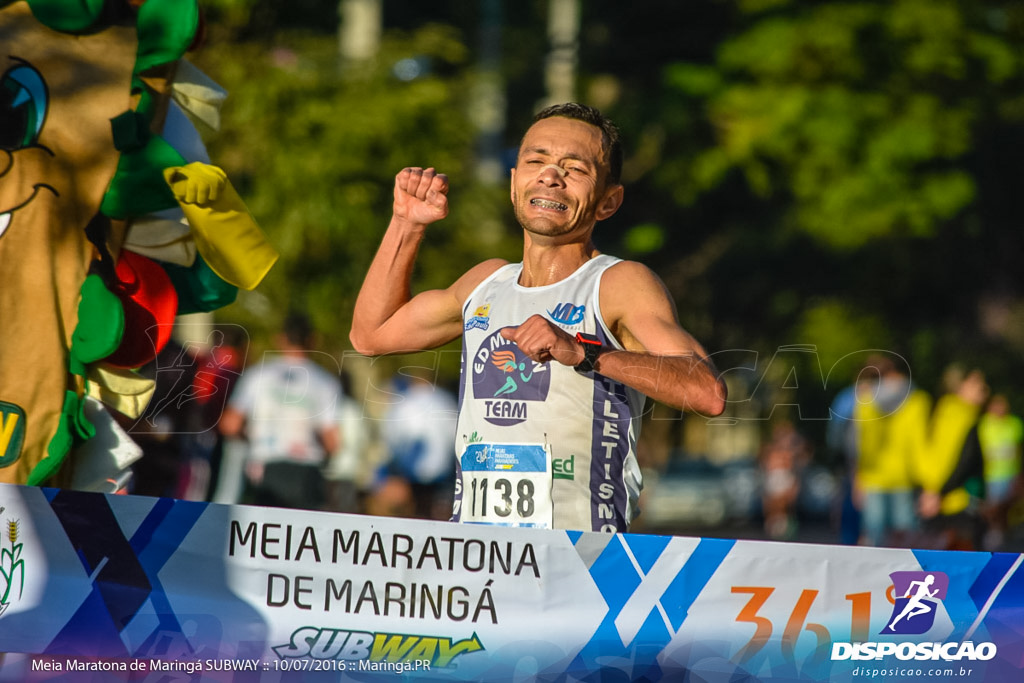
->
[547,302,586,326]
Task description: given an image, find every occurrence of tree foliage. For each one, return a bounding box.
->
[190,0,1024,416]
[599,0,1024,404]
[191,20,519,357]
[666,0,1023,250]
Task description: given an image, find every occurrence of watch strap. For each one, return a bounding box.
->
[574,332,602,373]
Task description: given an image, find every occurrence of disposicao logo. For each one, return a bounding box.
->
[831,569,998,663]
[883,571,948,635]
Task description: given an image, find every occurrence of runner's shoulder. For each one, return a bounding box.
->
[602,259,672,302]
[451,258,510,301]
[604,258,660,282]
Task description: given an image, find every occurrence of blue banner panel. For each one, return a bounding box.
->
[0,483,1021,682]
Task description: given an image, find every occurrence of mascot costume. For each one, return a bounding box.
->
[0,0,276,491]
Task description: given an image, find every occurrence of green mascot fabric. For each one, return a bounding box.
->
[0,0,275,488]
[30,273,125,485]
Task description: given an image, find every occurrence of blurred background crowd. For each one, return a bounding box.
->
[114,0,1024,552]
[120,317,1024,553]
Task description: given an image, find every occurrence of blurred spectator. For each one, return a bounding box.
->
[323,370,369,514]
[365,476,417,518]
[219,312,341,511]
[127,338,199,498]
[177,327,245,501]
[370,369,458,521]
[827,354,893,545]
[209,437,249,505]
[978,393,1023,550]
[918,366,989,550]
[760,419,811,539]
[855,360,930,547]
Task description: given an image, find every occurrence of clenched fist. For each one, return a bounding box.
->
[500,315,586,367]
[393,167,449,226]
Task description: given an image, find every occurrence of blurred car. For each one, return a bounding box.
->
[639,457,759,530]
[796,463,839,521]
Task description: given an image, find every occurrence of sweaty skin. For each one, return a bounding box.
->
[351,116,725,415]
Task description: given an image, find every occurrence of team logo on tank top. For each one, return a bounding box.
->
[546,302,586,326]
[471,328,551,426]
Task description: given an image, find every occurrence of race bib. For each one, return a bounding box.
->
[459,443,553,528]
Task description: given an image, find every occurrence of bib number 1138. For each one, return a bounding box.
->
[467,476,537,519]
[459,443,553,528]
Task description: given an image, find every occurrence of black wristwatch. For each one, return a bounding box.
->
[574,332,602,374]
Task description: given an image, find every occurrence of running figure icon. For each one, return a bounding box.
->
[887,574,940,632]
[491,350,534,397]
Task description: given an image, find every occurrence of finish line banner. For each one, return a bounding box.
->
[0,484,1021,682]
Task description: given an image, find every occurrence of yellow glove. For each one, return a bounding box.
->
[164,162,278,290]
[166,161,226,204]
[87,363,157,419]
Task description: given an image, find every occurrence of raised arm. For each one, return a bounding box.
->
[501,260,726,415]
[350,167,503,356]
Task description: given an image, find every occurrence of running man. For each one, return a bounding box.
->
[887,574,940,632]
[351,103,726,532]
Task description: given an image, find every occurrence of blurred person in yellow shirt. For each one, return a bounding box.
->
[918,366,989,550]
[855,360,931,547]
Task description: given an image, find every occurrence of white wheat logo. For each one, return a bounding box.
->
[0,519,25,617]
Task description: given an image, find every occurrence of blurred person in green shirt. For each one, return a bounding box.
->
[978,393,1022,550]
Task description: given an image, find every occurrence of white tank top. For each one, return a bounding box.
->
[453,254,645,533]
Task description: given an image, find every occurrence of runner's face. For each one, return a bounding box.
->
[510,117,621,241]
